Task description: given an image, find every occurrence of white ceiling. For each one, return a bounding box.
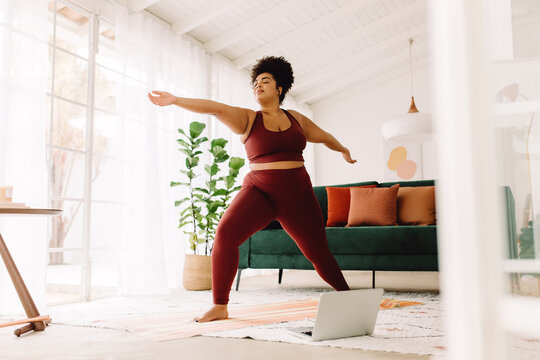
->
[126,0,429,105]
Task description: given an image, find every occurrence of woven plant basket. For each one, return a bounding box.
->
[183,254,212,291]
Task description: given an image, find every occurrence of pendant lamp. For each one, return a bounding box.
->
[381,38,432,142]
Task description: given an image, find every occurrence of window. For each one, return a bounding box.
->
[46,0,119,304]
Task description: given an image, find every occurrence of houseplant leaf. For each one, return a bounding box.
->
[170,181,190,187]
[229,157,245,169]
[176,139,189,147]
[174,198,190,207]
[189,121,206,138]
[177,128,188,137]
[211,138,228,148]
[212,189,228,196]
[193,137,208,146]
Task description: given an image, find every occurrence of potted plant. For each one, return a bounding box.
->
[171,121,244,290]
[519,217,540,295]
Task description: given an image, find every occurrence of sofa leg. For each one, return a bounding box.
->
[235,268,243,291]
[278,269,283,284]
[372,271,375,289]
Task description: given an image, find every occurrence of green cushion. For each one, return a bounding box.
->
[327,226,437,254]
[249,226,437,255]
[247,254,438,271]
[238,238,250,268]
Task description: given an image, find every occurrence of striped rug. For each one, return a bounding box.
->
[105,298,422,342]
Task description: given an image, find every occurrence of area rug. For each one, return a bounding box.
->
[33,287,540,358]
[4,283,540,358]
[103,297,423,342]
[39,287,445,355]
[201,294,445,356]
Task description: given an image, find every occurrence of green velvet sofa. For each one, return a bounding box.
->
[235,179,517,290]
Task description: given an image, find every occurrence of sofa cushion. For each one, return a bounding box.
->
[250,229,302,255]
[397,186,436,225]
[247,254,439,271]
[326,185,377,227]
[326,226,437,254]
[238,237,250,268]
[313,181,379,226]
[332,254,439,271]
[249,226,437,255]
[346,184,400,226]
[261,180,428,231]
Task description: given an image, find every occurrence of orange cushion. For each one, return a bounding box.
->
[326,185,377,227]
[346,184,400,226]
[397,186,436,225]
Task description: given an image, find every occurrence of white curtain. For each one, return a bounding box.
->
[112,6,318,288]
[112,5,316,291]
[0,0,49,314]
[113,6,218,294]
[0,0,318,310]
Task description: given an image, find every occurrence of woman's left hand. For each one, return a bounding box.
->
[342,149,357,164]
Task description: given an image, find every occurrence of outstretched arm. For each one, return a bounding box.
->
[147,90,253,135]
[288,110,357,164]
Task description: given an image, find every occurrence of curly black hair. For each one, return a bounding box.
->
[250,56,294,104]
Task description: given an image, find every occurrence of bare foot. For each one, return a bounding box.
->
[193,304,229,323]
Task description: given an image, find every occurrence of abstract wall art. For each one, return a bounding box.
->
[383,143,423,181]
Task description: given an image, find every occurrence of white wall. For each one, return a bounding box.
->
[310,66,434,186]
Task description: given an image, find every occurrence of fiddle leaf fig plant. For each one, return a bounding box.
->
[171,121,245,255]
[170,122,207,253]
[208,157,245,254]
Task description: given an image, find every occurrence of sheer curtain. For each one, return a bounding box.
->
[0,0,49,313]
[113,6,219,294]
[0,0,317,309]
[112,4,316,291]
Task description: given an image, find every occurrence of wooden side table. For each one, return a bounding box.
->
[0,208,62,336]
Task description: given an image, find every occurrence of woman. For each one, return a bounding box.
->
[148,56,356,323]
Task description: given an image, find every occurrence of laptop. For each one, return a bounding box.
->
[288,288,384,341]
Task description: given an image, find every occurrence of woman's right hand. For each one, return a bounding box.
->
[147,90,176,106]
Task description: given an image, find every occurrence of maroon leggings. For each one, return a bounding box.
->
[211,166,350,305]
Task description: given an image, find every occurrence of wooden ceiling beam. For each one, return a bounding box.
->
[127,0,158,13]
[295,44,428,104]
[232,0,381,69]
[293,23,427,93]
[310,58,430,106]
[292,2,425,91]
[203,0,308,53]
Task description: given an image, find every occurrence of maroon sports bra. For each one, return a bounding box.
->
[244,109,306,164]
